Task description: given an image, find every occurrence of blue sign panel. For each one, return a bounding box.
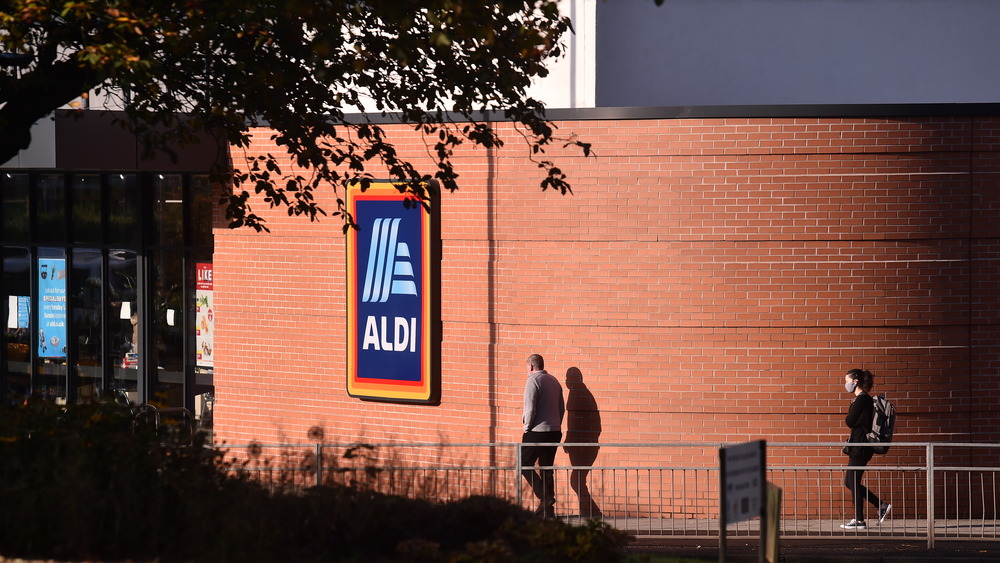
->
[38,258,67,358]
[347,182,438,403]
[17,296,29,329]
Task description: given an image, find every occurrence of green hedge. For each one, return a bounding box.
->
[0,399,629,562]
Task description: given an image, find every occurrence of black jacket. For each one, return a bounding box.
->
[844,392,874,461]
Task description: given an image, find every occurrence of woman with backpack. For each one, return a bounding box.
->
[841,368,892,530]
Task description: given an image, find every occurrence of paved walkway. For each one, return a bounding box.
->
[590,516,1000,539]
[558,516,1000,562]
[563,515,999,538]
[627,538,1000,562]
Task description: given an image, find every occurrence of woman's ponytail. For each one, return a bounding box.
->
[847,368,875,392]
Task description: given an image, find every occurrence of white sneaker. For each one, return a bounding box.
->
[878,503,892,524]
[840,519,867,529]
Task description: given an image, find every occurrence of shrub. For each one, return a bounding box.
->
[0,399,629,562]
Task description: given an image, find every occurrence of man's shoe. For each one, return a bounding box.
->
[840,519,867,529]
[878,503,892,524]
[534,500,556,518]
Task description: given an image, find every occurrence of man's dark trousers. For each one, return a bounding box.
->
[522,430,562,507]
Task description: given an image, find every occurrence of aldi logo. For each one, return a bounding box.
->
[361,217,418,304]
[346,181,439,403]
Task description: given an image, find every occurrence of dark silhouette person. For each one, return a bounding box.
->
[564,366,602,518]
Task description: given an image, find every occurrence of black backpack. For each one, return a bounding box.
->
[866,393,896,454]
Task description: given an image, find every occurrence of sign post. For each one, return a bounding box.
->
[719,440,767,563]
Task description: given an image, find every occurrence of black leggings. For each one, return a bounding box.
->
[845,462,882,521]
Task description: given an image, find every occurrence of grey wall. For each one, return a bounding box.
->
[596,0,1000,107]
[1,111,223,171]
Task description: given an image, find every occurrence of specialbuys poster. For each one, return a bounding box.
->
[38,258,67,358]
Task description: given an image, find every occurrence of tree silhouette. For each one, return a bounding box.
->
[0,1,591,231]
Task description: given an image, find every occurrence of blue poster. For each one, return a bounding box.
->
[38,258,67,358]
[17,296,29,328]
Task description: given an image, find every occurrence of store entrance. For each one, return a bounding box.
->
[1,172,214,428]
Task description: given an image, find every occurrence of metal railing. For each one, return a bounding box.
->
[212,440,1000,548]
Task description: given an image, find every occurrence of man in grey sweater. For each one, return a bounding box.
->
[521,353,565,517]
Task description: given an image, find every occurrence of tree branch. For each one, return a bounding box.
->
[0,58,95,163]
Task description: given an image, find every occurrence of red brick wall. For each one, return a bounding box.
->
[212,115,1000,477]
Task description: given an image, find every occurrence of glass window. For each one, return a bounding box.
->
[108,249,138,399]
[36,174,66,243]
[190,175,213,247]
[3,246,31,403]
[108,174,138,246]
[72,249,103,402]
[71,175,103,243]
[3,172,213,410]
[152,250,184,408]
[154,174,184,246]
[2,173,29,242]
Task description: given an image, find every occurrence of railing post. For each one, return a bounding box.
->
[315,442,323,488]
[515,442,523,505]
[926,443,934,549]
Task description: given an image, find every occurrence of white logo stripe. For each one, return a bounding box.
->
[370,218,394,302]
[379,218,402,302]
[361,217,384,303]
[391,242,417,296]
[396,242,410,259]
[392,280,418,295]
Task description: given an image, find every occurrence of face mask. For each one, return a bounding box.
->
[845,381,857,393]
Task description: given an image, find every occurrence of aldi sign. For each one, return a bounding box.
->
[346,181,439,403]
